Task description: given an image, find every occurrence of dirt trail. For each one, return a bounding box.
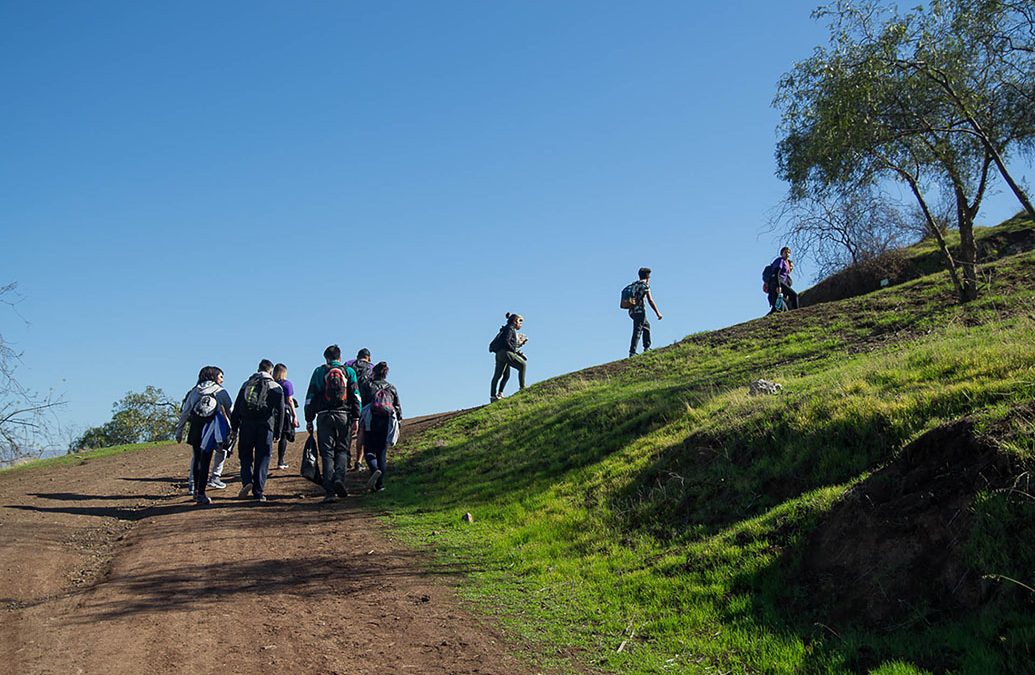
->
[0,415,534,674]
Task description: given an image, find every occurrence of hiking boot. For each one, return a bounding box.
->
[321,494,339,504]
[238,483,253,498]
[333,480,349,498]
[367,469,382,490]
[207,479,226,490]
[195,494,212,505]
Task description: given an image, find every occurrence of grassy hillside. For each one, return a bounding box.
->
[0,440,176,474]
[379,220,1035,673]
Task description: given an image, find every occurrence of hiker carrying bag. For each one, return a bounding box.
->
[300,432,321,484]
[241,377,271,419]
[370,384,395,417]
[323,367,348,408]
[489,329,506,353]
[620,282,639,309]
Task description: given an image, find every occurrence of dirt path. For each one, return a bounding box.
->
[0,415,535,674]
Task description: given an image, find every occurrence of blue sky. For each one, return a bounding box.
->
[2,1,1031,447]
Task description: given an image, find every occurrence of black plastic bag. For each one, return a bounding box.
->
[300,432,321,485]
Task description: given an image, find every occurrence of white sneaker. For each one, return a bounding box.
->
[207,479,226,489]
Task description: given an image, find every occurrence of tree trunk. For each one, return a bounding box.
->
[954,187,980,303]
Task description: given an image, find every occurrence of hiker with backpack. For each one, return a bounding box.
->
[273,363,298,470]
[359,361,402,492]
[622,267,663,357]
[764,247,799,313]
[176,366,235,505]
[230,359,286,502]
[304,344,362,504]
[344,348,374,471]
[489,312,528,403]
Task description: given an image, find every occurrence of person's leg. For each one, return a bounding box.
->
[365,421,387,490]
[253,430,273,498]
[490,352,508,398]
[375,444,387,490]
[187,456,195,494]
[332,414,350,492]
[641,317,652,351]
[351,425,364,470]
[767,287,778,313]
[317,414,338,498]
[209,447,227,483]
[238,426,256,496]
[507,352,527,390]
[784,286,799,310]
[191,445,205,498]
[629,313,645,356]
[276,435,288,467]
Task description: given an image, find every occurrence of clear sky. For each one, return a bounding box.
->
[2,1,1030,448]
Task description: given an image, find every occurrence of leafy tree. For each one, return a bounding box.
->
[74,386,178,450]
[0,283,63,466]
[774,0,1033,302]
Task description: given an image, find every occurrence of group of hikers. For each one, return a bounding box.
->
[175,345,402,506]
[486,251,796,403]
[174,253,796,495]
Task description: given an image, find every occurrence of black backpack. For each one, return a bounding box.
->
[489,327,507,353]
[241,376,271,419]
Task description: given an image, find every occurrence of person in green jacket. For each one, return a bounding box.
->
[304,344,361,504]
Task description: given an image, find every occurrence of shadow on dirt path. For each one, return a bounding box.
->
[0,412,549,674]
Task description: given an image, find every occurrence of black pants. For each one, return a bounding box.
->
[491,350,526,397]
[364,415,390,490]
[768,284,799,312]
[191,444,214,497]
[238,424,273,497]
[276,435,290,466]
[317,410,352,496]
[630,312,651,356]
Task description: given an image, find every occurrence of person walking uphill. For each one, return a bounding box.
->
[359,361,402,492]
[230,360,286,502]
[765,247,799,313]
[489,312,528,403]
[304,344,362,504]
[344,348,374,471]
[176,366,235,505]
[624,267,663,357]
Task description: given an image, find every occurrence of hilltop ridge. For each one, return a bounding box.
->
[379,215,1035,673]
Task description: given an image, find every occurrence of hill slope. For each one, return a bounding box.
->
[381,218,1035,673]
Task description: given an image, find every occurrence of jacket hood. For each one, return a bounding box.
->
[196,381,222,394]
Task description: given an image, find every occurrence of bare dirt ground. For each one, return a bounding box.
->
[0,414,538,674]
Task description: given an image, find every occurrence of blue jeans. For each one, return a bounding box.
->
[238,424,273,497]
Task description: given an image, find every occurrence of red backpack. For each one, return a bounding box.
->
[370,383,395,417]
[323,367,348,408]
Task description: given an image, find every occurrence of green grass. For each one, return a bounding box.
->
[376,229,1035,672]
[0,440,177,475]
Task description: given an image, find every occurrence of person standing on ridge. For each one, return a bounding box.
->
[626,267,663,357]
[766,247,798,313]
[489,312,528,402]
[344,347,373,471]
[230,359,286,503]
[304,344,361,504]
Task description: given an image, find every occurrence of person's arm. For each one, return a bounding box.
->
[175,390,193,442]
[346,368,361,421]
[392,385,402,421]
[505,326,519,352]
[272,387,285,440]
[304,367,322,428]
[646,290,663,320]
[230,386,245,431]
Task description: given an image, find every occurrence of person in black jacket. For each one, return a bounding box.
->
[361,361,402,492]
[230,359,286,502]
[489,312,527,402]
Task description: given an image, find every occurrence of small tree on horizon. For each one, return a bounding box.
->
[74,386,179,451]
